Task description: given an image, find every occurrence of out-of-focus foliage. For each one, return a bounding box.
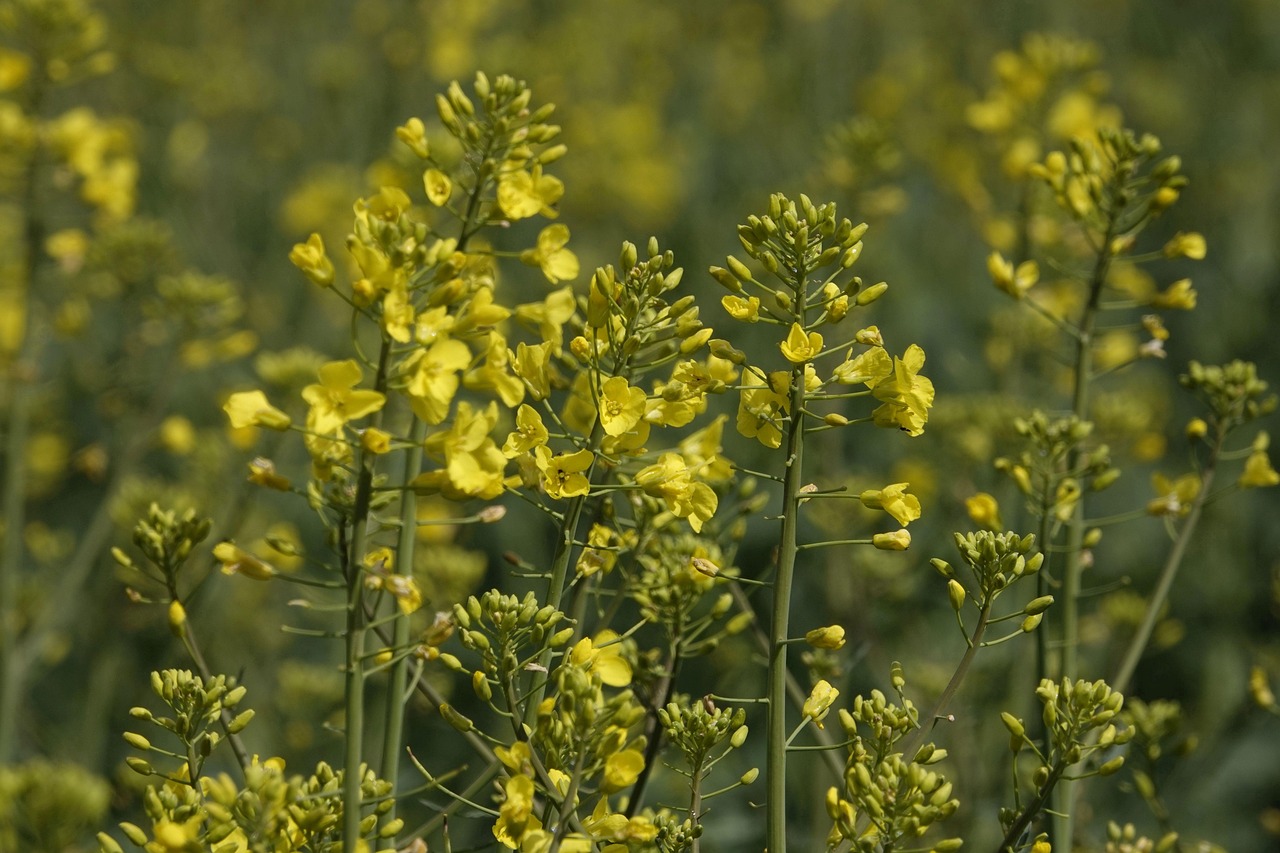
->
[2,1,1278,851]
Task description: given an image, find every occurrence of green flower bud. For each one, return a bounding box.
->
[1023,595,1054,615]
[855,282,888,305]
[125,757,153,776]
[227,709,255,734]
[439,703,474,733]
[123,732,150,750]
[740,767,759,785]
[1097,755,1124,776]
[97,832,126,853]
[472,670,492,702]
[119,823,149,846]
[731,725,749,748]
[1020,613,1043,632]
[947,580,966,612]
[1001,712,1024,739]
[379,818,405,838]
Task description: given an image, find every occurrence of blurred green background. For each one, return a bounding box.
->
[3,0,1279,850]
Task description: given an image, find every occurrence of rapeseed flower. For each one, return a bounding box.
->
[871,345,934,436]
[535,446,594,499]
[302,360,386,435]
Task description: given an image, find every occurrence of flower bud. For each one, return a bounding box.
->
[947,580,966,612]
[855,282,888,306]
[740,767,759,785]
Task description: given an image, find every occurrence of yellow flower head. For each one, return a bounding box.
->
[302,360,386,435]
[521,224,580,283]
[833,346,892,386]
[404,338,471,424]
[1239,449,1280,488]
[1162,231,1206,260]
[803,679,839,728]
[871,345,935,436]
[965,492,1003,530]
[1146,472,1201,516]
[212,542,276,581]
[395,117,429,158]
[502,404,549,459]
[780,322,823,364]
[859,483,922,527]
[722,294,761,322]
[988,251,1039,299]
[288,233,335,287]
[223,390,291,431]
[872,529,912,551]
[1150,278,1197,311]
[569,630,632,687]
[423,168,452,206]
[497,163,564,220]
[535,446,594,499]
[602,749,645,793]
[805,625,846,650]
[598,376,647,436]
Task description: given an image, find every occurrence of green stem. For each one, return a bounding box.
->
[342,340,392,853]
[998,761,1068,853]
[1111,423,1223,695]
[766,365,809,853]
[1053,197,1119,853]
[379,417,427,828]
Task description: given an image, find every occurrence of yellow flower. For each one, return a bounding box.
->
[832,346,893,386]
[517,287,578,352]
[854,325,883,346]
[212,542,276,581]
[871,345,935,436]
[223,390,292,431]
[423,168,452,206]
[634,452,718,532]
[780,322,823,364]
[569,630,633,687]
[987,251,1039,299]
[535,446,594,499]
[360,427,392,454]
[395,117,429,158]
[385,574,423,614]
[521,224,580,283]
[418,401,508,500]
[872,529,911,551]
[736,371,788,449]
[722,294,761,322]
[965,492,1003,530]
[366,185,411,220]
[498,163,563,220]
[803,679,839,728]
[454,285,512,334]
[159,415,197,455]
[247,457,291,491]
[465,332,525,407]
[288,233,334,287]
[514,341,555,400]
[493,773,541,849]
[805,625,846,650]
[602,749,645,792]
[597,376,646,437]
[502,404,549,459]
[859,483,922,527]
[381,273,415,343]
[404,338,472,424]
[1162,231,1206,260]
[1239,449,1280,488]
[1146,472,1200,516]
[1150,278,1197,311]
[302,360,386,435]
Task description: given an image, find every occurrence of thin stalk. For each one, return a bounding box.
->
[766,362,809,853]
[1052,199,1119,853]
[342,340,392,853]
[998,761,1068,853]
[899,600,993,762]
[379,417,427,818]
[1111,424,1223,695]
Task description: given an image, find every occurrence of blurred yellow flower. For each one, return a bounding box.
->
[288,233,334,287]
[223,390,291,431]
[498,163,563,220]
[1239,449,1279,488]
[965,492,1003,530]
[1146,472,1200,516]
[212,542,276,581]
[1162,232,1206,260]
[872,529,912,551]
[404,338,471,424]
[871,345,934,436]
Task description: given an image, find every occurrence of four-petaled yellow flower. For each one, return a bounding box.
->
[535,446,594,499]
[859,483,922,527]
[404,338,472,424]
[871,345,935,436]
[514,341,555,400]
[223,390,292,431]
[302,360,386,435]
[502,404,549,459]
[521,223,580,283]
[498,163,564,220]
[493,773,541,849]
[633,452,718,532]
[597,376,646,437]
[736,371,788,449]
[780,322,823,364]
[722,294,761,322]
[569,629,633,688]
[803,679,839,728]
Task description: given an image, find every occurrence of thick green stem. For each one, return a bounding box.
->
[766,363,808,853]
[1111,425,1223,695]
